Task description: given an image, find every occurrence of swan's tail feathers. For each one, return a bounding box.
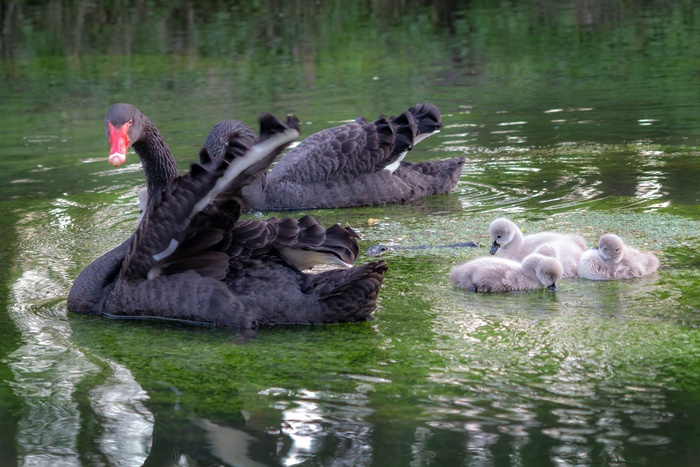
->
[309,259,388,323]
[378,110,418,173]
[406,102,442,144]
[312,224,360,265]
[397,156,465,197]
[370,114,396,153]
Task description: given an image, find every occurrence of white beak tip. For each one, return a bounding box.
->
[108,153,127,167]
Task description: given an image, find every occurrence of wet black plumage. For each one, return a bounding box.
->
[68,111,386,328]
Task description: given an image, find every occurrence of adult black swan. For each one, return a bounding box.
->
[106,102,464,211]
[67,113,387,328]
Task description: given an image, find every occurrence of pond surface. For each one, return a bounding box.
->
[1,1,700,465]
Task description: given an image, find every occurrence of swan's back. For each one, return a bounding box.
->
[269,115,396,184]
[534,238,587,278]
[450,254,560,292]
[451,256,521,292]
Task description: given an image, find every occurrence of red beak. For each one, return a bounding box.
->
[108,121,131,167]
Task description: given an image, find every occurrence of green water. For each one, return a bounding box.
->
[2,1,700,465]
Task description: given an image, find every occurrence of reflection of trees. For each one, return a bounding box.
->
[3,0,699,147]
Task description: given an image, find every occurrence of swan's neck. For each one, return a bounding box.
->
[511,228,525,251]
[520,255,537,277]
[67,238,131,314]
[132,119,179,195]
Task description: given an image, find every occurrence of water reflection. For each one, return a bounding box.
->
[439,142,696,214]
[5,200,156,466]
[424,270,682,465]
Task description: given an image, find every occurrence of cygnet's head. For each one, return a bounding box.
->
[522,253,562,291]
[596,234,624,263]
[488,218,518,255]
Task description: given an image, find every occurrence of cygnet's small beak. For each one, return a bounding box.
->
[548,284,558,291]
[489,241,500,255]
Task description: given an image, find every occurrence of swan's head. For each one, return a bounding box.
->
[596,233,624,263]
[488,218,518,255]
[203,119,257,161]
[105,103,144,167]
[523,254,563,291]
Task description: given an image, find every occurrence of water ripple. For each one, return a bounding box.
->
[436,143,689,214]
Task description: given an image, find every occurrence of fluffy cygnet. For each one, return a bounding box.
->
[533,239,586,278]
[450,253,563,292]
[577,233,660,280]
[488,217,588,262]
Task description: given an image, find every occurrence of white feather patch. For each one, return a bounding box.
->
[153,238,179,261]
[383,150,409,173]
[414,129,440,145]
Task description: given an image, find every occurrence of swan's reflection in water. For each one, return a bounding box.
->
[7,200,153,466]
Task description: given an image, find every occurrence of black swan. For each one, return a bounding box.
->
[106,103,465,211]
[68,113,387,328]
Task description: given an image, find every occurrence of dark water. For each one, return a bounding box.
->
[2,1,700,465]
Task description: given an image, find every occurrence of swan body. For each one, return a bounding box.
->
[68,113,387,328]
[450,253,563,292]
[577,233,659,280]
[488,218,588,266]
